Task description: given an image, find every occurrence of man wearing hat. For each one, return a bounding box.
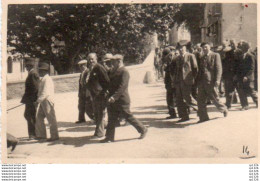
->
[21,57,39,139]
[162,47,178,119]
[34,62,59,141]
[236,41,258,110]
[87,53,110,138]
[197,42,228,123]
[100,54,148,143]
[76,59,94,124]
[102,53,114,72]
[175,40,198,122]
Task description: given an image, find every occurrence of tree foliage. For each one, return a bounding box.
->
[8,4,180,74]
[173,3,205,35]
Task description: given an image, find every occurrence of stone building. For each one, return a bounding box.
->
[201,3,257,49]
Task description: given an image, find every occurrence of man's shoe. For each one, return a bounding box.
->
[223,110,228,117]
[29,135,37,140]
[166,115,177,119]
[241,106,249,111]
[139,128,148,139]
[177,118,190,123]
[197,118,210,123]
[47,138,59,142]
[100,138,114,143]
[75,120,86,124]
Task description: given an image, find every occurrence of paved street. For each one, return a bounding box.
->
[6,80,258,163]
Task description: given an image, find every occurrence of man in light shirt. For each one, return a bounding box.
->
[35,62,59,141]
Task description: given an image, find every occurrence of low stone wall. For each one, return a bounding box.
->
[7,73,80,100]
[7,50,156,100]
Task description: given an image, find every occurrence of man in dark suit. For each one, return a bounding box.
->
[87,53,110,138]
[21,58,39,139]
[236,41,258,110]
[100,54,148,143]
[175,41,198,122]
[197,42,228,123]
[163,47,177,119]
[76,59,94,124]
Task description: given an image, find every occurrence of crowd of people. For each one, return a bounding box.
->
[7,39,258,151]
[19,53,148,146]
[154,40,258,123]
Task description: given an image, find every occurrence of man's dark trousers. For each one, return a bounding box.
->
[166,88,177,117]
[78,96,94,122]
[198,82,227,121]
[106,103,146,141]
[237,80,258,107]
[24,103,36,137]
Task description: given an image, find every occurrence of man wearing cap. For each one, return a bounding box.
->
[162,47,178,119]
[34,62,59,141]
[87,53,110,138]
[175,41,198,122]
[197,42,228,123]
[236,41,258,110]
[76,59,94,124]
[21,57,39,139]
[100,54,148,143]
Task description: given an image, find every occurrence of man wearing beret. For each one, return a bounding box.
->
[100,54,148,143]
[76,59,94,124]
[34,62,59,141]
[21,57,39,139]
[236,41,258,110]
[162,47,178,119]
[197,42,228,123]
[87,53,110,138]
[175,41,198,122]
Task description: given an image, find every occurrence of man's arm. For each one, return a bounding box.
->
[97,65,110,91]
[215,53,223,85]
[190,54,198,79]
[111,70,129,101]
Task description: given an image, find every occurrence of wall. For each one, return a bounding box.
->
[211,3,257,49]
[7,49,156,100]
[7,73,80,100]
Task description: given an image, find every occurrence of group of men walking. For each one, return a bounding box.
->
[21,53,148,144]
[160,40,258,123]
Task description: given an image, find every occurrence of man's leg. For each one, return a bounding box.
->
[85,96,95,120]
[197,83,209,121]
[224,78,235,109]
[41,100,59,140]
[166,89,177,118]
[176,84,189,120]
[246,81,258,106]
[24,103,36,137]
[35,105,47,139]
[121,104,147,135]
[206,85,227,113]
[93,95,106,137]
[104,105,119,141]
[78,96,86,122]
[237,80,249,108]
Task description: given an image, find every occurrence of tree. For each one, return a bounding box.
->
[173,3,205,43]
[8,4,180,74]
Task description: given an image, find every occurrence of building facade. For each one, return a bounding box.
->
[201,3,257,49]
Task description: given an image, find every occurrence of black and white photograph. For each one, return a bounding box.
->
[2,1,259,164]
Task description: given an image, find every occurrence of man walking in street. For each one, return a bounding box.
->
[175,41,198,122]
[35,62,59,141]
[163,47,178,119]
[197,42,228,123]
[236,41,258,110]
[100,54,148,143]
[21,57,39,139]
[87,53,110,138]
[76,59,94,124]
